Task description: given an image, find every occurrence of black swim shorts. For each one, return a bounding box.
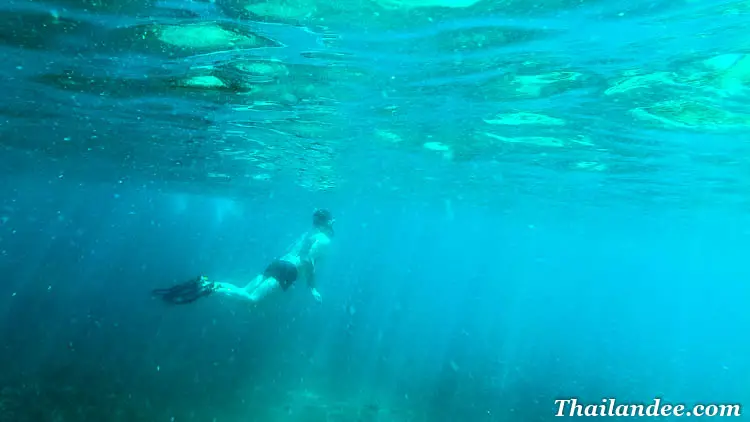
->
[263,259,298,291]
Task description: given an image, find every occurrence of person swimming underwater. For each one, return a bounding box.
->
[152,208,334,305]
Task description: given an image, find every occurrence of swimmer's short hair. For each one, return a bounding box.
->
[312,208,333,227]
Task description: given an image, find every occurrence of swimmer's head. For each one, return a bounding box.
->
[312,208,334,232]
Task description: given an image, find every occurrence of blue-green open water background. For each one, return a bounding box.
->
[0,0,748,420]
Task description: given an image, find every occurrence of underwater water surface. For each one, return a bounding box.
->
[0,0,749,420]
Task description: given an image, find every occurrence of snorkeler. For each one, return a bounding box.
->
[152,208,334,305]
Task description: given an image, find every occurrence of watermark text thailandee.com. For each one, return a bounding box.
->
[555,398,742,417]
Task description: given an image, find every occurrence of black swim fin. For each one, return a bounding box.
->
[152,276,215,305]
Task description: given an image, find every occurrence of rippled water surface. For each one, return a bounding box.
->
[2,0,750,207]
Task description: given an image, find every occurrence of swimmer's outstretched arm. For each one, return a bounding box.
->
[307,266,319,291]
[308,272,322,302]
[306,236,330,302]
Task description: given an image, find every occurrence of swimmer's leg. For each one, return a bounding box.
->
[248,277,281,302]
[213,276,260,301]
[214,274,280,303]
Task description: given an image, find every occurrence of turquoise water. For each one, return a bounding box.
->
[0,0,748,421]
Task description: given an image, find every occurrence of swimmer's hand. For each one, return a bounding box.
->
[311,288,322,303]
